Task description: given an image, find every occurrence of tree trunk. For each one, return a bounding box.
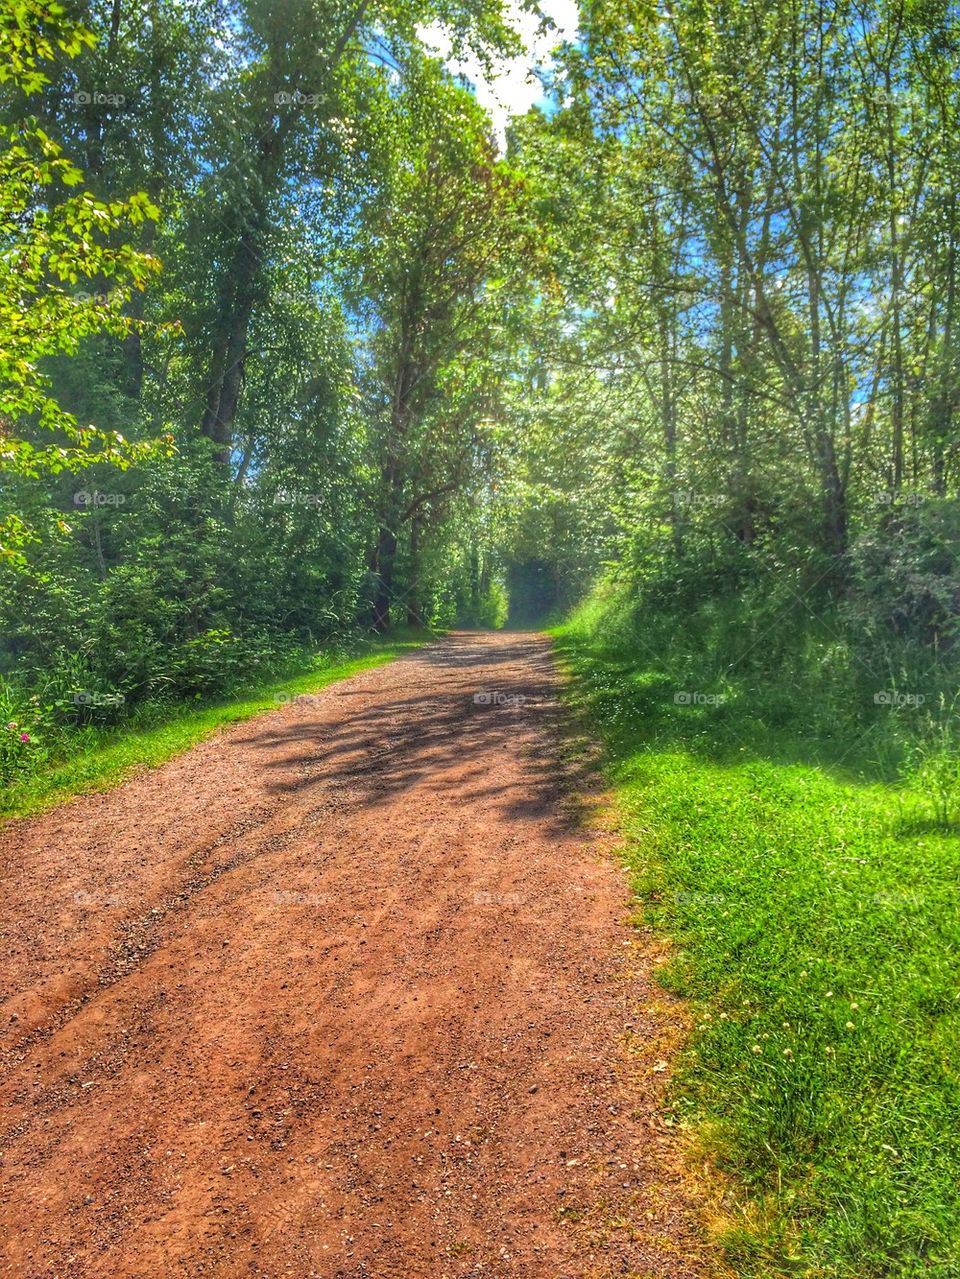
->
[200,223,261,463]
[369,524,397,632]
[658,311,682,555]
[405,514,422,627]
[818,428,847,560]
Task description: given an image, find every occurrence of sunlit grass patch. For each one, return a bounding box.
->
[553,620,960,1278]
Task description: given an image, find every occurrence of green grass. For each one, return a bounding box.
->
[0,631,427,821]
[552,612,960,1278]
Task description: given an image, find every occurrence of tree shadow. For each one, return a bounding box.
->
[550,634,912,790]
[893,817,960,839]
[248,632,601,834]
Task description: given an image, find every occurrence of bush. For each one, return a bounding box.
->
[0,681,51,784]
[847,498,960,648]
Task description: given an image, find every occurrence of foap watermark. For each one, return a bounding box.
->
[73,890,129,908]
[674,691,727,706]
[874,490,925,507]
[74,490,126,507]
[874,690,926,707]
[274,492,322,507]
[676,490,725,510]
[872,890,924,909]
[274,692,324,707]
[274,90,322,107]
[274,285,315,307]
[72,89,126,107]
[473,690,527,707]
[272,889,329,906]
[73,691,126,708]
[472,890,522,906]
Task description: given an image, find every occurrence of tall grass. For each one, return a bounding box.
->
[553,584,960,1277]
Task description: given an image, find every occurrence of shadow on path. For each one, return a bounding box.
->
[248,632,594,830]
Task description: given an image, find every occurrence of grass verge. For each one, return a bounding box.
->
[1,630,427,821]
[552,616,960,1279]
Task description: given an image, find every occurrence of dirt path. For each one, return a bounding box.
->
[0,631,705,1278]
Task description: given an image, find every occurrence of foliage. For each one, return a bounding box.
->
[0,1,164,567]
[0,630,426,814]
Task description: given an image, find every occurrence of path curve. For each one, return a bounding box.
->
[0,631,705,1278]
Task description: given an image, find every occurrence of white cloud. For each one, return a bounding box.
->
[421,0,579,147]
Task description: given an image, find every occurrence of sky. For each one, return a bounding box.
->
[420,0,580,146]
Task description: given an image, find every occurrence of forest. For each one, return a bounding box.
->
[3,0,959,751]
[2,0,960,1274]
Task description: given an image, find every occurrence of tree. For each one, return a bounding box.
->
[349,60,531,629]
[0,0,162,567]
